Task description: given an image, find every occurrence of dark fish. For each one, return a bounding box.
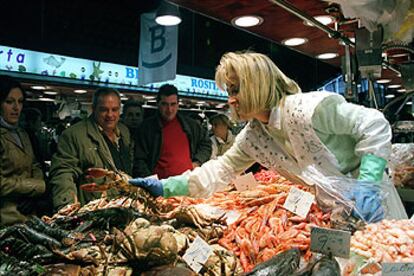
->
[245,248,301,276]
[311,255,340,276]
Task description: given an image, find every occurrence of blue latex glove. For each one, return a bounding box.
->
[128,178,164,197]
[346,183,384,223]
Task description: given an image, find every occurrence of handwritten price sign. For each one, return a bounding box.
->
[283,187,314,218]
[182,236,212,273]
[310,226,351,258]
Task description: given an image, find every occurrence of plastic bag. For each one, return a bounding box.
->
[389,143,414,188]
[301,166,394,224]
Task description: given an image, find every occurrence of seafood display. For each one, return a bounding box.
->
[344,219,414,275]
[0,168,411,275]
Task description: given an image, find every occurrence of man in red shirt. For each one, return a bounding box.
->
[133,84,211,179]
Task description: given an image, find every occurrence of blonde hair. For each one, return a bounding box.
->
[215,51,301,117]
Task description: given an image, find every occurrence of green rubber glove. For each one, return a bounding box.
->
[358,153,387,183]
[161,175,190,198]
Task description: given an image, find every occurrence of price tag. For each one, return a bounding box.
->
[234,172,258,192]
[382,263,414,276]
[283,187,314,218]
[310,226,351,258]
[182,236,212,273]
[224,210,241,225]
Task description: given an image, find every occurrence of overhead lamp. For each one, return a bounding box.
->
[155,1,181,26]
[282,37,308,46]
[232,15,263,27]
[121,97,129,101]
[407,101,413,105]
[74,89,87,94]
[304,15,334,26]
[388,84,402,89]
[397,88,407,92]
[38,97,55,102]
[376,79,391,84]
[316,53,338,59]
[385,94,395,98]
[31,85,46,90]
[44,91,59,95]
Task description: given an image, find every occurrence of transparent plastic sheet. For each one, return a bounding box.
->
[328,0,413,43]
[300,165,407,226]
[389,143,414,188]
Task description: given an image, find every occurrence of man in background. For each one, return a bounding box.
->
[133,84,211,179]
[49,88,132,210]
[121,99,144,137]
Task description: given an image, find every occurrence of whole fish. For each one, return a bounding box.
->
[245,248,301,276]
[311,255,340,276]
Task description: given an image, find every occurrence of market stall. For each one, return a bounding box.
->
[1,169,413,275]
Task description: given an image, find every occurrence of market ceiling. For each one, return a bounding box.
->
[1,0,413,95]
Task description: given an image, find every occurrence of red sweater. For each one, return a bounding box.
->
[153,117,193,179]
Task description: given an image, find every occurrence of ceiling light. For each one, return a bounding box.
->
[397,88,407,92]
[407,101,412,105]
[282,37,308,46]
[304,15,334,26]
[388,84,401,89]
[389,53,410,58]
[232,15,263,27]
[44,91,59,95]
[155,1,181,26]
[121,97,129,101]
[74,89,87,94]
[385,94,395,98]
[316,53,338,59]
[38,97,55,102]
[31,85,46,90]
[376,79,391,84]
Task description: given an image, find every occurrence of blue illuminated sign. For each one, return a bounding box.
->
[0,45,227,101]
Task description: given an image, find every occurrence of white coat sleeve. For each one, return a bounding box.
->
[185,129,256,198]
[313,96,392,160]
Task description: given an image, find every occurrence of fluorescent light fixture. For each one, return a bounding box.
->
[389,53,410,58]
[38,97,55,102]
[120,97,129,101]
[44,91,58,95]
[232,15,263,27]
[385,94,395,98]
[388,84,401,89]
[376,79,391,84]
[397,88,407,92]
[304,15,334,26]
[350,37,355,43]
[407,101,412,105]
[282,37,308,46]
[316,53,338,59]
[74,89,87,94]
[31,85,46,90]
[155,1,181,26]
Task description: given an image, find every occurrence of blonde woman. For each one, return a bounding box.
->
[129,51,406,222]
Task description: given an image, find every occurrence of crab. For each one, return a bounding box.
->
[80,168,133,193]
[112,218,187,269]
[159,204,227,229]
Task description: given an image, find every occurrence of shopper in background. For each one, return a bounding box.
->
[49,88,132,211]
[133,84,211,179]
[209,113,235,159]
[121,99,144,137]
[128,51,407,222]
[0,75,46,226]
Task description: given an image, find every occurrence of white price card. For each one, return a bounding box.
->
[382,263,414,276]
[310,226,351,258]
[224,210,241,225]
[234,172,258,192]
[182,236,212,273]
[283,187,314,218]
